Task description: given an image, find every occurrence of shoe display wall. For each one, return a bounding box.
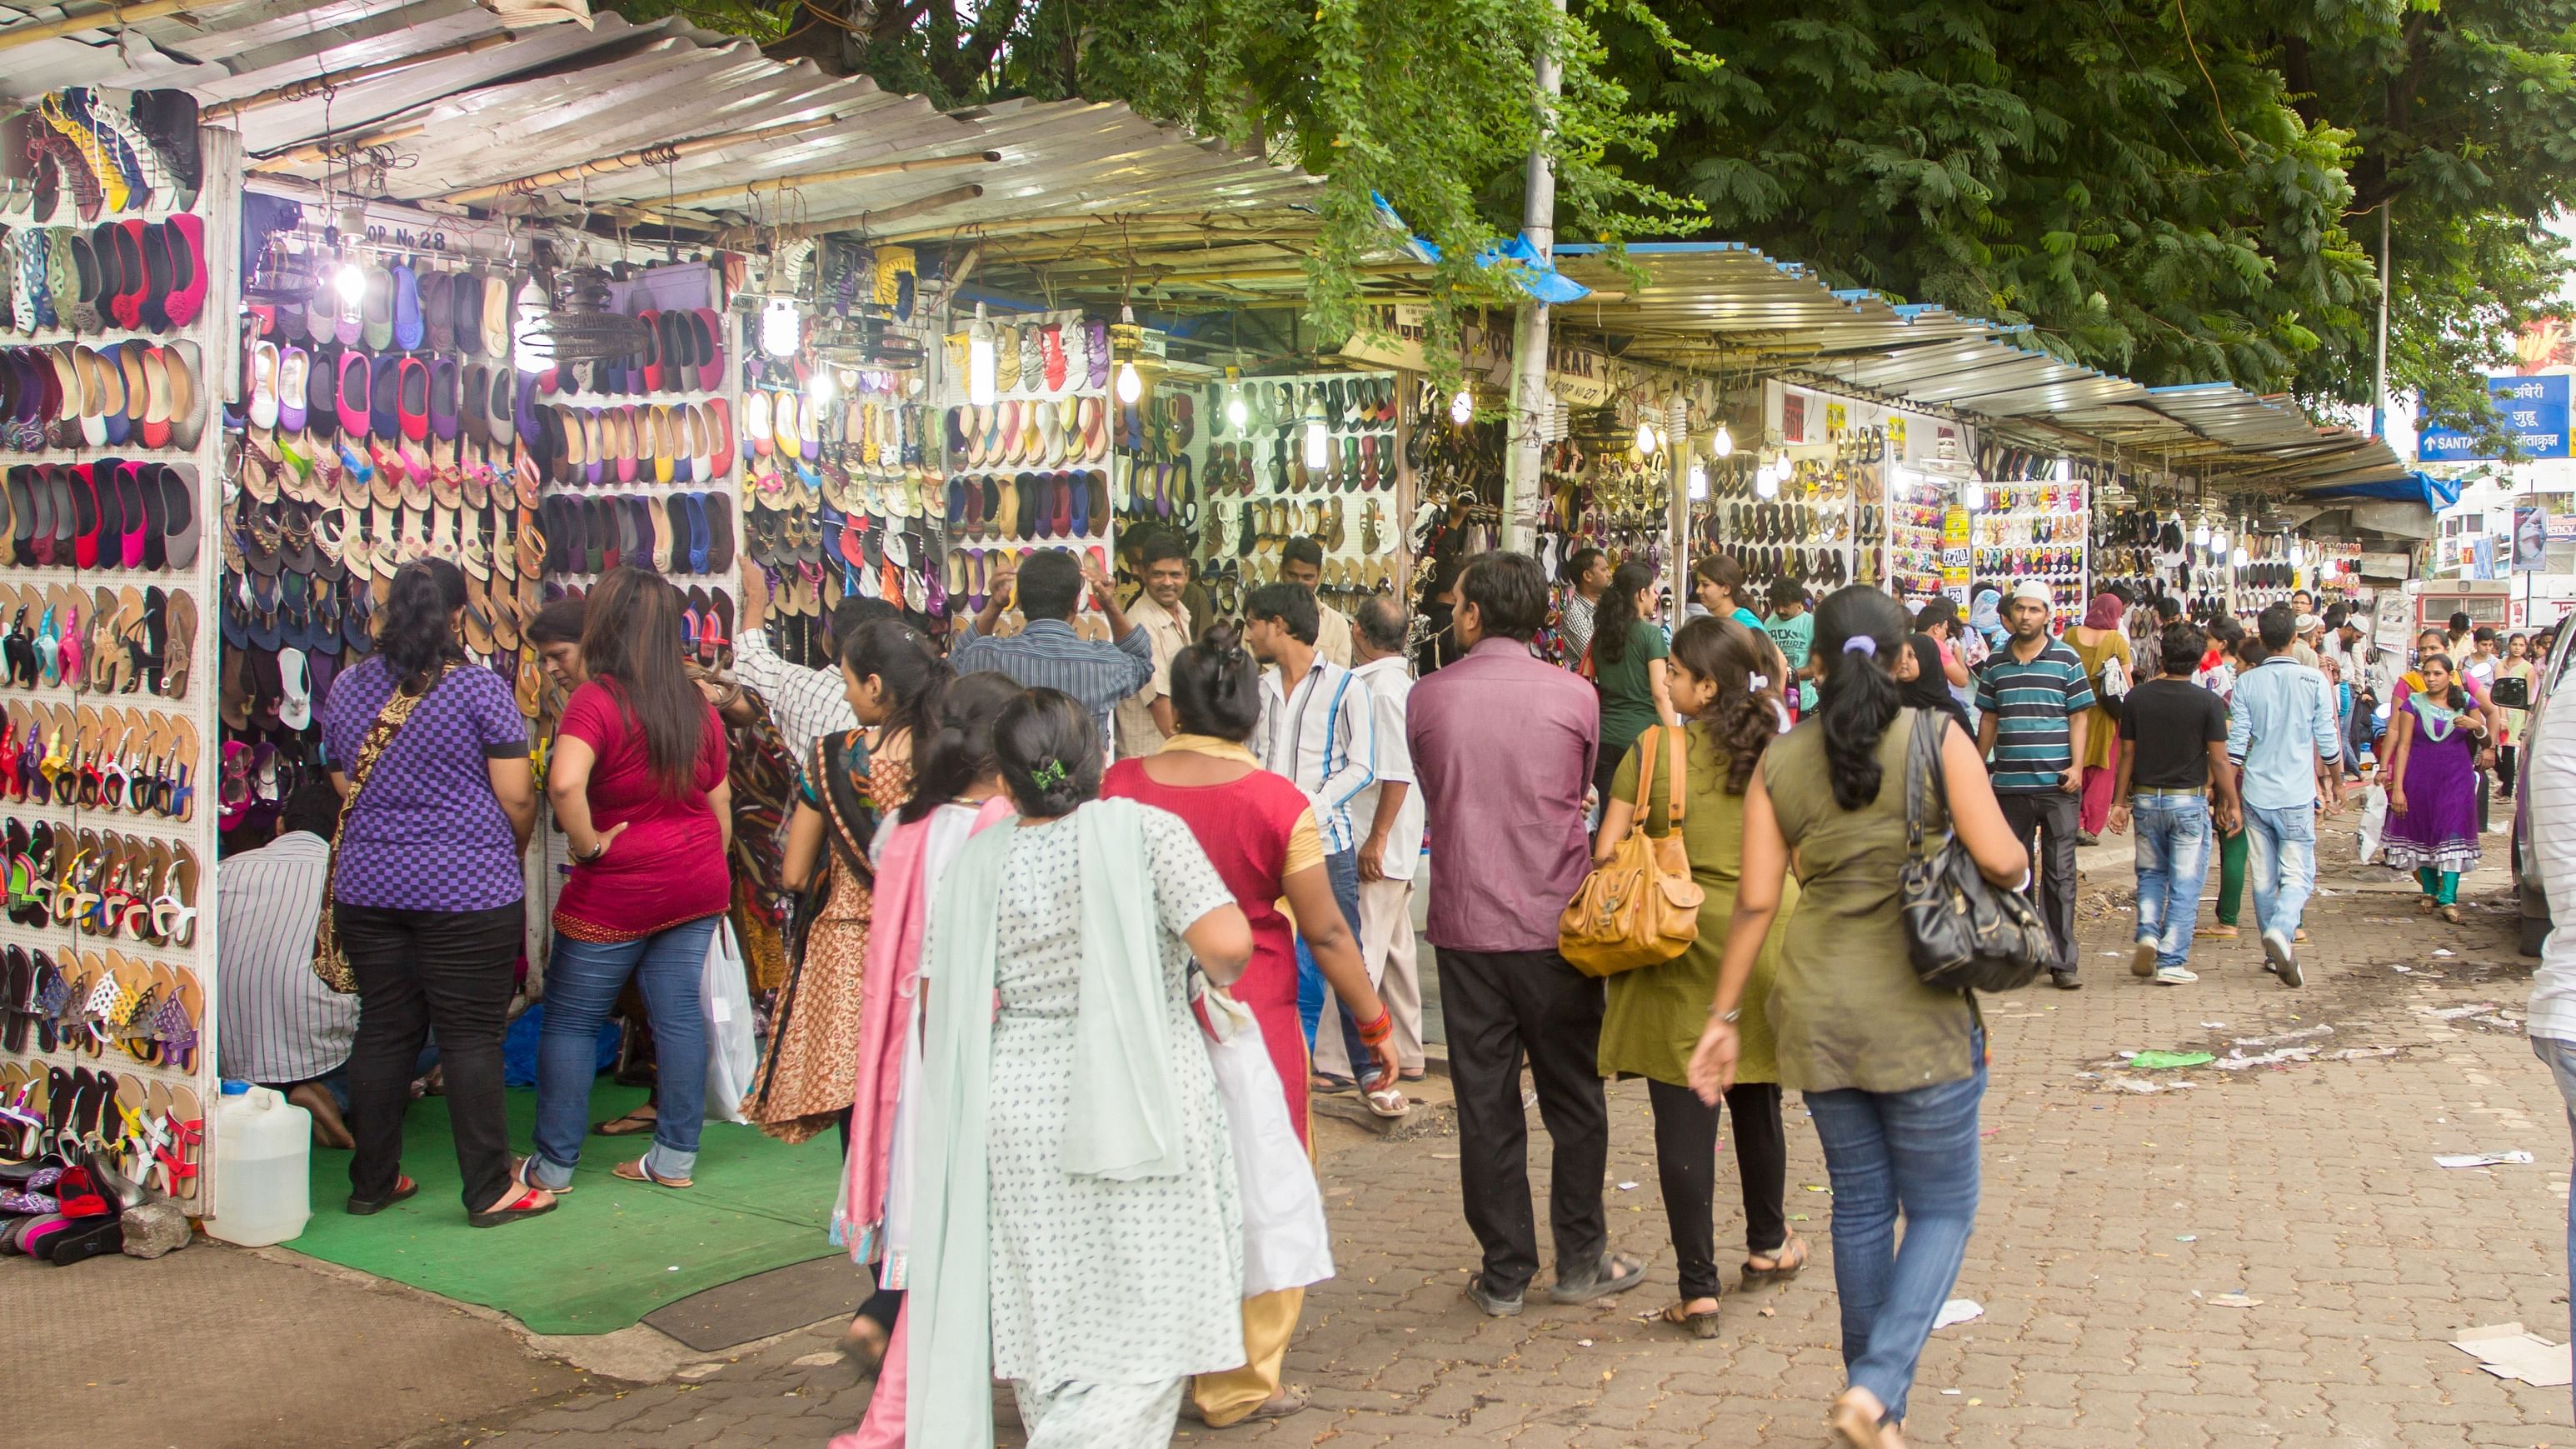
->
[1,93,222,1222]
[1197,368,1404,622]
[1694,432,1868,604]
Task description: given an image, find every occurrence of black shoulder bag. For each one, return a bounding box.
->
[1897,709,2054,993]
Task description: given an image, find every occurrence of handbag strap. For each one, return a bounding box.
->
[1625,725,1690,837]
[813,732,877,888]
[1902,707,1942,862]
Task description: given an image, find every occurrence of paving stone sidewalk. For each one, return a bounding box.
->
[403,813,2576,1448]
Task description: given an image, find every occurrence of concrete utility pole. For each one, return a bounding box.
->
[1500,0,1565,553]
[2374,197,2394,439]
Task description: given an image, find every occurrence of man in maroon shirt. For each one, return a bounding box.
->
[1407,551,1642,1316]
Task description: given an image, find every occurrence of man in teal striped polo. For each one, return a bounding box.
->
[1975,581,2097,988]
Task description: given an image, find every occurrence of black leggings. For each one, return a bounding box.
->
[2500,745,2519,797]
[1647,1077,1789,1301]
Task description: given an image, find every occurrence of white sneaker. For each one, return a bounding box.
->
[2261,929,2302,987]
[2154,965,2199,985]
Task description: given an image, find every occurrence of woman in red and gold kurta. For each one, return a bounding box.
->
[1101,625,1398,1429]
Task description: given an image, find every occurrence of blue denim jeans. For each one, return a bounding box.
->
[2131,794,2211,968]
[527,917,719,1188]
[2536,1034,2576,1422]
[2243,802,2317,942]
[1804,1034,1987,1422]
[1295,849,1370,1070]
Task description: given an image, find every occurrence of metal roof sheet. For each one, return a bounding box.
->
[0,0,1322,241]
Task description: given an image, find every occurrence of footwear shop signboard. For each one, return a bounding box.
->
[2418,373,2570,462]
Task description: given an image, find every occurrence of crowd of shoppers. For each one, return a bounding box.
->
[246,513,2504,1449]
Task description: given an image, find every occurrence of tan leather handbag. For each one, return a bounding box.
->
[1559,726,1705,977]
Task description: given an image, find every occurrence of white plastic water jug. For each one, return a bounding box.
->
[203,1081,312,1247]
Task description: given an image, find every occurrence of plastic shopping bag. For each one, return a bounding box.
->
[1201,986,1334,1297]
[702,920,758,1125]
[2356,781,2387,866]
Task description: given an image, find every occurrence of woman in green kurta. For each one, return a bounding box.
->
[1591,616,1800,1340]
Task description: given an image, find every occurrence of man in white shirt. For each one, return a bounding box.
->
[733,567,879,766]
[1279,537,1354,667]
[1246,580,1382,1102]
[1114,529,1196,758]
[217,784,360,1148]
[1312,595,1426,1088]
[2524,665,2576,1392]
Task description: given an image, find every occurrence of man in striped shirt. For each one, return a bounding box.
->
[1246,580,1379,1078]
[1975,581,2097,987]
[217,783,358,1147]
[954,548,1156,754]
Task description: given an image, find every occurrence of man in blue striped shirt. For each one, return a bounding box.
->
[954,549,1156,753]
[1975,581,2097,987]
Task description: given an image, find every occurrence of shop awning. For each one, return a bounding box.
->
[0,1,1324,249]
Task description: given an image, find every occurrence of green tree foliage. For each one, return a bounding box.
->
[602,0,1710,362]
[1592,0,2576,431]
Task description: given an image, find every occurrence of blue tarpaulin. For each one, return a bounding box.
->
[1370,193,1591,304]
[2303,470,2462,509]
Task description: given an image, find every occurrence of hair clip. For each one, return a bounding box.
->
[1747,672,1770,692]
[1029,759,1068,789]
[1841,636,1878,657]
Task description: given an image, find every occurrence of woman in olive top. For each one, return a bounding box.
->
[1688,587,2029,1449]
[1585,559,1680,806]
[1591,617,1800,1340]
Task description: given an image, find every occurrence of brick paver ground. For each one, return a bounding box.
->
[397,813,2576,1448]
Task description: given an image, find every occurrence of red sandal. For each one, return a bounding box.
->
[468,1182,556,1228]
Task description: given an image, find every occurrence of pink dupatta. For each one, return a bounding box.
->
[834,796,1014,1257]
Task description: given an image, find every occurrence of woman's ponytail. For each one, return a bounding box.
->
[1811,586,1910,811]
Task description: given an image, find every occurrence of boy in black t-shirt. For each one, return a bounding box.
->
[2107,622,2241,984]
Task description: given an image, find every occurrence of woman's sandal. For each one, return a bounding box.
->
[592,1107,658,1137]
[1830,1386,1905,1448]
[612,1158,691,1189]
[1743,1230,1810,1287]
[2440,904,2463,924]
[468,1182,557,1228]
[1660,1298,1723,1340]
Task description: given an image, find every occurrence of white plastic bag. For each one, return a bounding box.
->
[2356,782,2387,865]
[1201,987,1334,1297]
[701,920,758,1125]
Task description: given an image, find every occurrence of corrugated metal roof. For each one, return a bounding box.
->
[0,0,1322,241]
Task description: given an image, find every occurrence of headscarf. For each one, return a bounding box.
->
[1900,634,1970,732]
[1969,587,2005,647]
[2084,592,2124,631]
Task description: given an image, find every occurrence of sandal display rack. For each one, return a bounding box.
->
[1697,439,1865,602]
[1969,444,2091,631]
[929,305,1117,632]
[1196,367,1407,622]
[2,118,239,1218]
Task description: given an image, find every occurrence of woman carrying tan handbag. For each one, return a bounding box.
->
[1585,617,1802,1340]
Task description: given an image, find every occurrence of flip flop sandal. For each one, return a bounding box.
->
[592,1108,658,1137]
[613,1158,691,1189]
[346,1174,418,1216]
[470,1182,557,1229]
[1660,1301,1722,1340]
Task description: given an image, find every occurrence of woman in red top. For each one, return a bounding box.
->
[524,568,732,1193]
[1101,624,1397,1428]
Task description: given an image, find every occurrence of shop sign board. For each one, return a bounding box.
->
[1939,507,1971,600]
[2418,373,2570,462]
[1340,304,1514,379]
[2372,591,2414,652]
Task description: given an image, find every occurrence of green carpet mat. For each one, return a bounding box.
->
[286,1083,847,1336]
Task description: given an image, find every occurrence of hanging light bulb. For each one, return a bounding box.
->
[1687,462,1708,500]
[761,297,801,360]
[2193,522,2210,550]
[1226,384,1250,431]
[2052,456,2074,482]
[333,258,368,306]
[1755,457,1780,500]
[514,276,553,374]
[2211,529,2229,554]
[1964,481,1984,512]
[966,304,997,406]
[1710,421,1735,457]
[1116,360,1143,405]
[1635,419,1658,455]
[1450,387,1474,426]
[2231,545,2249,568]
[1304,391,1330,468]
[808,367,838,407]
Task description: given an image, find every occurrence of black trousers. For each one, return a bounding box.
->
[2500,745,2519,798]
[1995,790,2079,972]
[338,900,524,1213]
[1646,1078,1789,1300]
[1439,946,1609,1296]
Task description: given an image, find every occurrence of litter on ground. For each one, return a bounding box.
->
[2434,1152,2535,1168]
[2451,1324,2574,1387]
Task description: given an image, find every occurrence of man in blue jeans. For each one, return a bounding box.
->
[2225,603,2343,987]
[2107,622,2239,985]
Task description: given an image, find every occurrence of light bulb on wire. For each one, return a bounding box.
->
[1116,361,1143,405]
[761,297,801,360]
[2231,546,2249,568]
[1635,420,1658,456]
[1755,457,1780,500]
[808,367,837,407]
[966,304,997,406]
[1964,481,1984,512]
[1226,386,1249,430]
[1450,388,1473,427]
[334,260,367,306]
[1687,462,1708,500]
[1710,422,1734,457]
[2193,522,2210,550]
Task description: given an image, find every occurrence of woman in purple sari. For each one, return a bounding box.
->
[2383,652,2488,924]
